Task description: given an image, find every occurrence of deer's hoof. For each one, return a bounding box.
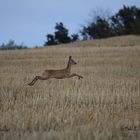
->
[78,76,83,79]
[28,83,33,86]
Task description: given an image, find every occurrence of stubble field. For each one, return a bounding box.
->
[0,38,140,139]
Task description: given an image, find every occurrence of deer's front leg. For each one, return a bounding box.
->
[67,73,83,79]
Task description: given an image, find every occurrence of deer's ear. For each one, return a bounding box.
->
[69,56,72,59]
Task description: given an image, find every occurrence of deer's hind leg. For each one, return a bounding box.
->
[28,76,49,86]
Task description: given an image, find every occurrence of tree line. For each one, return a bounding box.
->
[0,5,140,49]
[0,40,27,50]
[44,6,140,46]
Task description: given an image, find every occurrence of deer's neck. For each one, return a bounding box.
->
[66,61,71,71]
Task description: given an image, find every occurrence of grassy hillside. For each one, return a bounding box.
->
[0,36,140,140]
[58,35,140,47]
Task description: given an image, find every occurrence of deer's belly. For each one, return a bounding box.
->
[43,70,70,79]
[54,74,68,78]
[52,72,69,79]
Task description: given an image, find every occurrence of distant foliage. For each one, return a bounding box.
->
[71,34,79,42]
[46,34,57,46]
[111,6,140,35]
[81,6,140,40]
[82,16,112,39]
[114,6,139,35]
[44,22,79,46]
[54,22,71,44]
[44,6,140,46]
[0,40,27,50]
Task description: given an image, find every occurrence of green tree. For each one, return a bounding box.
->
[44,34,57,46]
[44,22,73,46]
[81,16,112,39]
[81,6,140,40]
[0,40,27,50]
[71,34,79,42]
[54,22,71,44]
[111,6,140,35]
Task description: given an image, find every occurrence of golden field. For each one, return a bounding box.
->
[0,36,140,140]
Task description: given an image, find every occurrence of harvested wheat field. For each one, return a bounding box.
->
[0,36,140,140]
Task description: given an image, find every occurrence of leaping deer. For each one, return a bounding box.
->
[28,56,83,86]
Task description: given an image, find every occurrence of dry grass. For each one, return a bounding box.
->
[0,37,140,140]
[62,35,140,47]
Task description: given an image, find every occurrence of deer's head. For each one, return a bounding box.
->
[69,56,77,65]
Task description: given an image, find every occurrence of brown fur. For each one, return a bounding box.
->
[28,56,83,86]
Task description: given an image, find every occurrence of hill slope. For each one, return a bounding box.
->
[51,35,140,48]
[0,36,140,140]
